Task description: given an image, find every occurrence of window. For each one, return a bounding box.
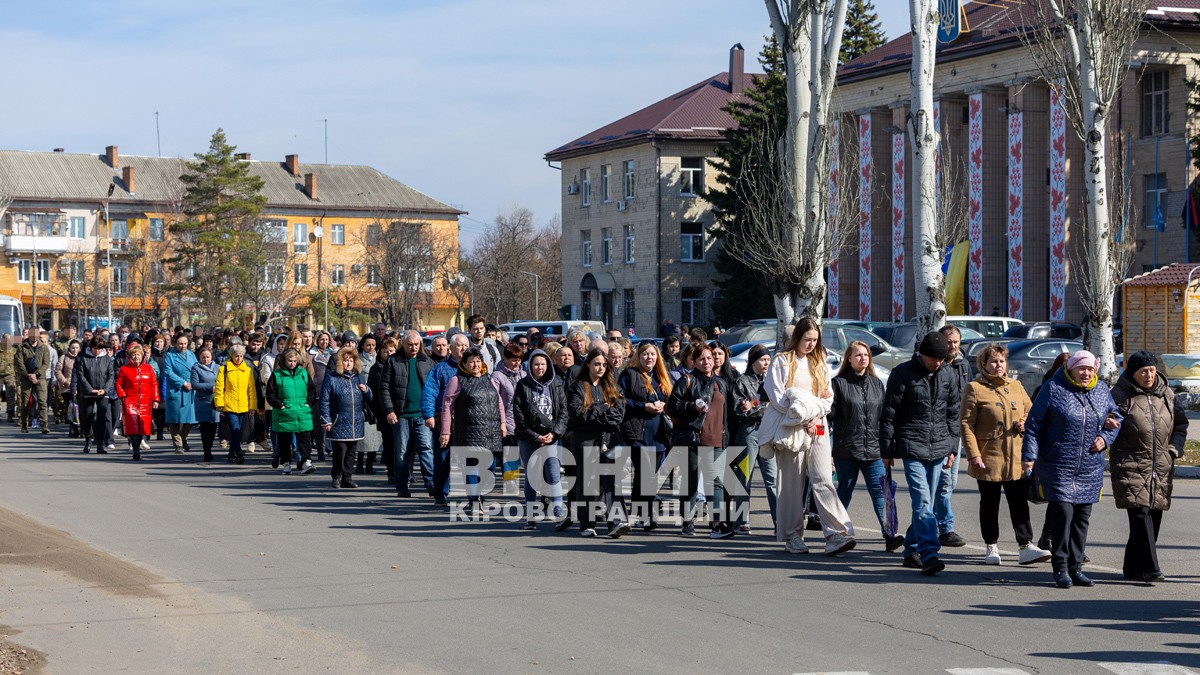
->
[580,291,592,320]
[681,288,705,325]
[367,264,381,286]
[681,222,705,262]
[581,230,592,267]
[580,168,591,207]
[293,222,308,254]
[64,259,86,283]
[185,262,197,282]
[1141,70,1170,137]
[69,216,86,240]
[110,219,129,251]
[16,260,29,283]
[294,263,308,286]
[331,223,345,245]
[148,218,165,242]
[36,260,51,283]
[623,160,636,199]
[263,263,285,290]
[261,218,287,243]
[601,228,612,265]
[366,223,381,247]
[331,264,345,286]
[1144,173,1168,229]
[600,164,612,202]
[624,225,634,263]
[112,261,129,294]
[680,157,704,196]
[150,261,166,285]
[623,289,635,324]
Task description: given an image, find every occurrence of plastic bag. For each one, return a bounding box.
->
[880,470,899,539]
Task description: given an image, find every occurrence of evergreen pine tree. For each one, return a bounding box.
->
[840,0,888,64]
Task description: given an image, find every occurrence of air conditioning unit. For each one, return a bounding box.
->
[616,200,627,211]
[566,182,579,195]
[351,264,364,273]
[7,257,18,265]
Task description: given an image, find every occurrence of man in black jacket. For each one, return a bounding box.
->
[381,330,435,498]
[934,324,971,548]
[880,331,960,576]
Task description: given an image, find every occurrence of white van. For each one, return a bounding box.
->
[944,315,1024,339]
[0,294,24,337]
[499,320,607,340]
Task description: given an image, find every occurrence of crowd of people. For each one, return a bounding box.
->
[2,315,1189,587]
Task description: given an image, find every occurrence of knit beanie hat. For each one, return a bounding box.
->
[1123,350,1157,376]
[341,330,358,345]
[1067,350,1098,371]
[918,331,950,360]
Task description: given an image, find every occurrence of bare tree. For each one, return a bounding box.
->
[468,207,539,324]
[718,111,860,332]
[761,0,849,340]
[354,218,446,329]
[909,0,942,332]
[1018,0,1147,382]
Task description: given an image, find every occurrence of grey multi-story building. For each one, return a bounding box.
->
[545,45,756,336]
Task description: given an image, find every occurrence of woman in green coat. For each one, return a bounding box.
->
[266,349,316,475]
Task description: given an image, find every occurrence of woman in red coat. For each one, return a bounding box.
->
[115,342,160,461]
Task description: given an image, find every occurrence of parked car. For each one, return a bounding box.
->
[1002,322,1083,340]
[498,320,607,340]
[962,337,1019,379]
[1004,339,1084,395]
[945,315,1024,338]
[872,322,922,351]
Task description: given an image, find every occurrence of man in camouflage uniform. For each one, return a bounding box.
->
[14,327,51,433]
[0,334,15,423]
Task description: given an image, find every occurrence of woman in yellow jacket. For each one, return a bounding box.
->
[214,344,259,464]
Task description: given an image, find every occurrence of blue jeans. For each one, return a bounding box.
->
[739,425,778,526]
[518,439,563,510]
[227,412,246,459]
[834,458,887,529]
[902,458,944,561]
[934,451,960,534]
[392,418,434,492]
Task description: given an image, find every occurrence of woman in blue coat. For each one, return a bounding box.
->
[1022,350,1122,589]
[320,346,372,489]
[163,333,198,453]
[190,347,219,463]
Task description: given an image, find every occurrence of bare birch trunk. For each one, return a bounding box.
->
[908,0,944,335]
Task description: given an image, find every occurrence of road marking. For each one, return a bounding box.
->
[946,669,1032,674]
[1098,663,1199,674]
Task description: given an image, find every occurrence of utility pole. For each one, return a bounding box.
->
[105,184,115,330]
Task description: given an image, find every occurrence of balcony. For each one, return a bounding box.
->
[7,234,69,254]
[109,238,132,253]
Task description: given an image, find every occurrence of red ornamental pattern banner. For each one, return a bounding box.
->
[1007,112,1024,320]
[967,93,984,315]
[1049,86,1068,321]
[828,119,840,319]
[858,115,872,321]
[892,132,905,321]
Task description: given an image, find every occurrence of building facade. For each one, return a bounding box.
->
[547,46,756,334]
[0,146,463,332]
[832,2,1200,324]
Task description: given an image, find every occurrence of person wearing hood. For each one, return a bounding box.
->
[1109,351,1188,583]
[513,348,569,528]
[381,331,436,499]
[960,343,1050,566]
[618,342,673,532]
[439,347,513,513]
[422,332,471,505]
[190,347,220,462]
[75,335,115,453]
[162,333,198,454]
[830,341,903,552]
[1022,350,1122,588]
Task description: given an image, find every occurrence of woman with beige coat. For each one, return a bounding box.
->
[960,343,1051,566]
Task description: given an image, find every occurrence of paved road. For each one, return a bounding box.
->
[0,427,1197,674]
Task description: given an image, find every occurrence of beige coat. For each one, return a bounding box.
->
[960,374,1033,482]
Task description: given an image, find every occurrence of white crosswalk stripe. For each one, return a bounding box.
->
[795,664,1198,675]
[946,669,1032,674]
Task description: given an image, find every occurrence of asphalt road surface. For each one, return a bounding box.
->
[0,426,1197,674]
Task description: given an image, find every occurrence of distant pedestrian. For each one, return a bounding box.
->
[162,333,197,453]
[213,344,258,465]
[320,346,372,489]
[190,347,219,462]
[115,342,159,461]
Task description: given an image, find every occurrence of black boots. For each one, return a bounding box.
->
[355,452,365,475]
[366,452,376,474]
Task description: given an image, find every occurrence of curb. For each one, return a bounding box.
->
[1103,459,1200,479]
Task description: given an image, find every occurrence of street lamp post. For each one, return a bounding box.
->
[104,184,114,330]
[519,271,540,321]
[312,224,327,330]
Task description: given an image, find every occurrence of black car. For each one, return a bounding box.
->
[1004,339,1084,395]
[1002,322,1083,340]
[872,322,922,351]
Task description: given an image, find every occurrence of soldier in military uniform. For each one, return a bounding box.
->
[0,334,15,423]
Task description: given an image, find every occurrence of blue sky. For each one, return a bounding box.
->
[0,1,909,246]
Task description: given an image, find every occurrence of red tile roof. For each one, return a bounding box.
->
[838,0,1200,85]
[1122,262,1200,287]
[545,71,760,161]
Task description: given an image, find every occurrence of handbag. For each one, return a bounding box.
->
[1026,469,1047,504]
[880,470,899,538]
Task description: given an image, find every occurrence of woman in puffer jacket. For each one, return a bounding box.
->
[1109,351,1188,583]
[513,349,568,528]
[320,346,372,489]
[115,342,159,461]
[439,347,513,512]
[1022,350,1122,588]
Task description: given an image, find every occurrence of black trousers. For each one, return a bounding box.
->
[277,431,314,465]
[1045,501,1092,573]
[198,422,218,457]
[1124,507,1164,576]
[81,397,111,446]
[978,478,1034,546]
[331,440,357,481]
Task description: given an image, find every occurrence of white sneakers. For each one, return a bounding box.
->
[1018,543,1052,565]
[825,533,857,556]
[282,463,293,475]
[984,544,1002,565]
[785,535,809,554]
[140,439,151,451]
[247,442,257,454]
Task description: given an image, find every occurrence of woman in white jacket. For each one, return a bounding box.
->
[761,318,856,556]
